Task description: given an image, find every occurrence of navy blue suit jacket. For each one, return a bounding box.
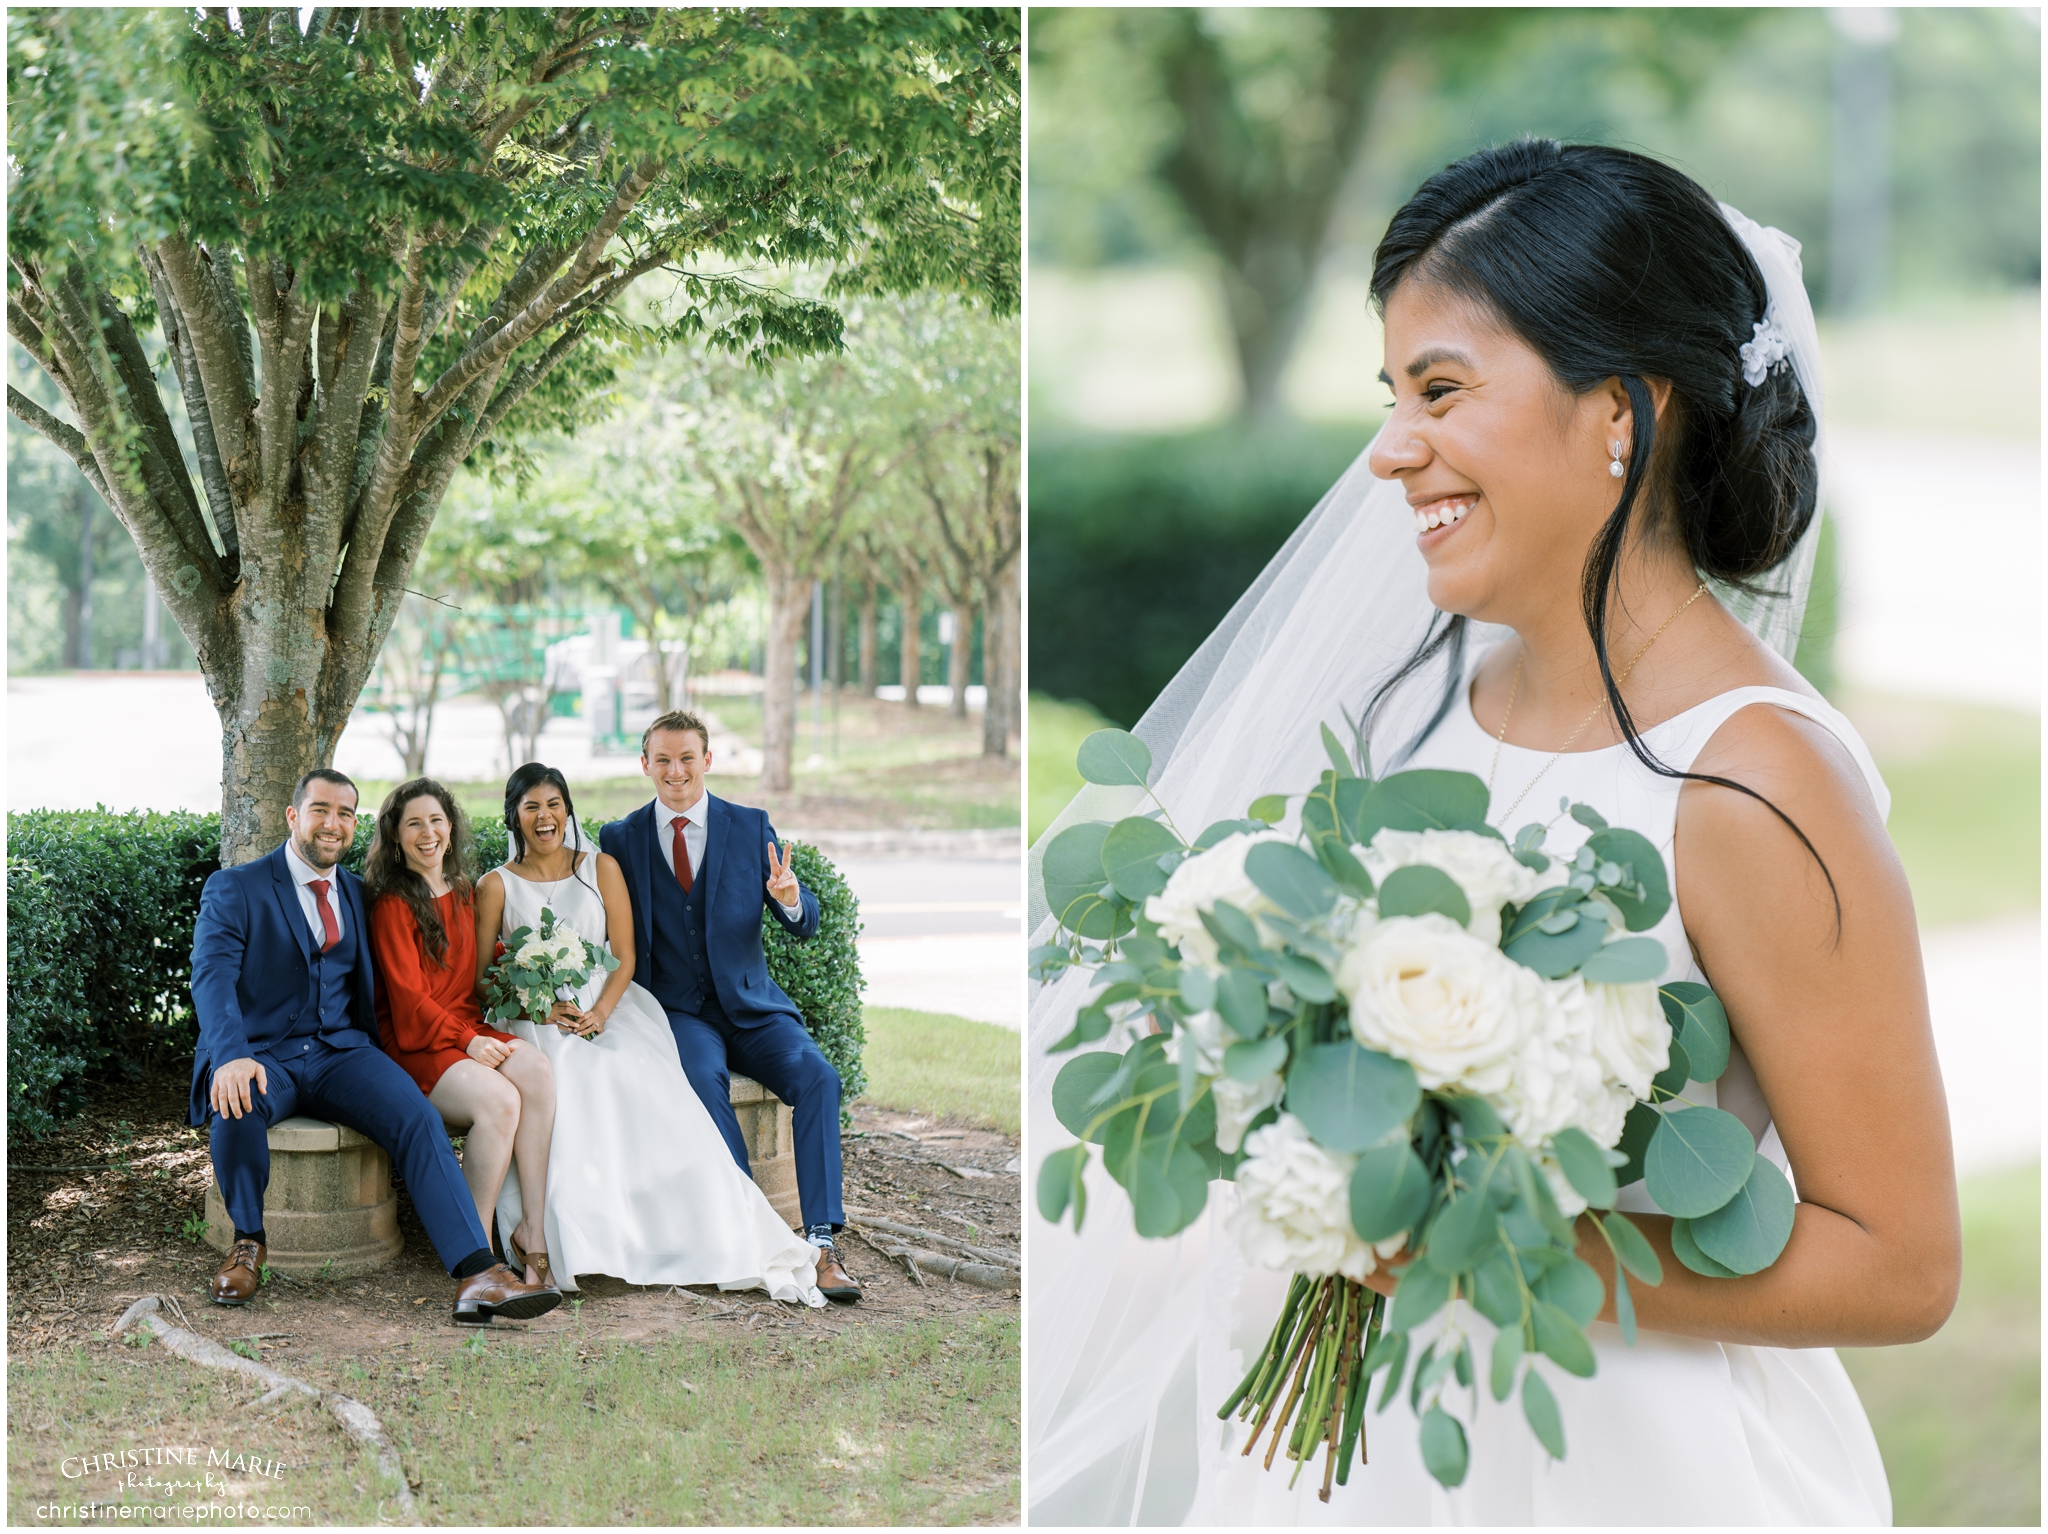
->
[599,795,819,1029]
[186,845,379,1125]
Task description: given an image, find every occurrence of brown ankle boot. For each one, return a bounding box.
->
[212,1239,265,1306]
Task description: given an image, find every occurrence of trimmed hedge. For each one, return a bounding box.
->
[5,810,865,1139]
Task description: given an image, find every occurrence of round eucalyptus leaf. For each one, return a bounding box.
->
[1349,1141,1433,1242]
[1423,1191,1499,1271]
[1042,820,1130,939]
[1521,1368,1567,1459]
[1245,841,1339,919]
[1223,1034,1289,1084]
[1550,1127,1618,1210]
[1532,1255,1604,1328]
[1178,965,1216,1013]
[1644,1106,1755,1218]
[1356,769,1491,845]
[1419,1404,1470,1489]
[1388,1260,1453,1332]
[1614,1101,1659,1188]
[1470,1248,1522,1330]
[1376,864,1472,926]
[1286,1041,1420,1152]
[1129,1151,1183,1237]
[1214,967,1271,1038]
[1659,981,1731,1082]
[1585,826,1671,930]
[1102,816,1184,901]
[1689,1156,1795,1275]
[1273,951,1337,1004]
[1670,1216,1741,1278]
[1651,1038,1692,1097]
[1036,1143,1089,1226]
[1577,936,1669,985]
[1076,728,1152,787]
[1051,1051,1122,1142]
[1245,796,1288,827]
[1503,904,1607,978]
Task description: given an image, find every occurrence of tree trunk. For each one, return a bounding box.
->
[75,485,95,669]
[898,578,923,709]
[982,557,1018,758]
[948,600,974,718]
[761,562,811,791]
[827,574,844,695]
[858,582,879,694]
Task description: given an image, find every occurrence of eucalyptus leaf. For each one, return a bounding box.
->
[1051,1052,1121,1141]
[1043,820,1127,939]
[1178,966,1217,1013]
[1532,1256,1604,1328]
[1376,864,1473,926]
[1689,1156,1795,1275]
[1349,1141,1433,1243]
[1453,1340,1474,1389]
[1601,1211,1665,1285]
[1129,1151,1183,1238]
[1577,936,1670,985]
[1424,1191,1500,1271]
[1354,770,1491,846]
[1214,967,1271,1038]
[1273,951,1337,1003]
[1202,900,1264,958]
[1224,1034,1289,1083]
[1286,1041,1421,1152]
[1651,1039,1691,1097]
[1076,728,1152,788]
[1521,1368,1568,1459]
[1371,1328,1410,1414]
[1447,1095,1506,1140]
[1470,1248,1522,1329]
[1659,981,1731,1081]
[1245,841,1339,920]
[1333,777,1375,843]
[1246,795,1288,826]
[1613,1264,1637,1344]
[1036,1143,1088,1226]
[1670,1216,1741,1278]
[1503,904,1608,978]
[1643,1106,1756,1218]
[1585,827,1671,930]
[1550,1127,1618,1209]
[1389,1261,1454,1331]
[1322,721,1356,778]
[1316,834,1376,896]
[1614,1101,1660,1188]
[1568,803,1609,831]
[1048,1001,1113,1053]
[1490,1323,1524,1403]
[1419,1405,1470,1489]
[1102,816,1185,901]
[1530,1300,1596,1378]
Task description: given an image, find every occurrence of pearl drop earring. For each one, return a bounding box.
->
[1609,440,1626,480]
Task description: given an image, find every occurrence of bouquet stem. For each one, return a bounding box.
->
[1222,1274,1384,1500]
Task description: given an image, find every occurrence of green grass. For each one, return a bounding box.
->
[1028,692,1115,843]
[860,1008,1020,1134]
[10,1315,1019,1525]
[1841,1164,2040,1526]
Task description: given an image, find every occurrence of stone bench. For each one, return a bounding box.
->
[205,1075,799,1274]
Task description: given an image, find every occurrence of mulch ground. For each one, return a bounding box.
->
[8,1069,1017,1364]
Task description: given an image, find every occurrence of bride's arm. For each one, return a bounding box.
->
[472,871,507,997]
[581,852,638,1028]
[1574,704,1961,1349]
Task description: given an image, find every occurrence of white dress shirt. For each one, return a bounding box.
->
[654,794,802,918]
[282,838,345,945]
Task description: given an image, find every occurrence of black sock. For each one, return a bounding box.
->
[805,1223,836,1247]
[233,1228,267,1246]
[451,1248,497,1280]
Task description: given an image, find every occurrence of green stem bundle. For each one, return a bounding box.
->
[1219,1275,1386,1502]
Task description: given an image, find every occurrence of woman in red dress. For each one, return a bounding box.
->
[365,778,556,1282]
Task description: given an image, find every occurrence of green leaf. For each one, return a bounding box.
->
[1568,803,1609,832]
[1550,1127,1618,1210]
[1213,967,1270,1038]
[1047,1001,1112,1053]
[1349,1141,1433,1243]
[1613,1264,1637,1345]
[1489,1323,1524,1402]
[1613,1103,1661,1188]
[1447,1095,1505,1139]
[1129,1150,1183,1237]
[1333,778,1376,843]
[1285,1041,1421,1153]
[1178,966,1216,1013]
[1659,982,1731,1082]
[1372,1329,1410,1414]
[1689,1157,1796,1275]
[1354,770,1491,846]
[1315,834,1376,896]
[1601,1212,1665,1285]
[1201,900,1264,958]
[1375,865,1473,926]
[1388,1262,1453,1331]
[1102,816,1184,901]
[1076,729,1152,787]
[1670,1216,1741,1278]
[1043,821,1127,940]
[1651,1038,1692,1097]
[1322,722,1356,778]
[1223,1035,1288,1083]
[1521,1368,1568,1459]
[1585,827,1671,930]
[1577,936,1669,984]
[1533,1256,1605,1328]
[1643,1106,1756,1218]
[1050,1052,1121,1142]
[1419,1405,1470,1488]
[1244,841,1338,920]
[1503,896,1608,977]
[1470,1248,1522,1329]
[1036,1143,1088,1226]
[1272,952,1336,1004]
[1246,795,1288,826]
[1530,1300,1596,1378]
[1424,1191,1500,1272]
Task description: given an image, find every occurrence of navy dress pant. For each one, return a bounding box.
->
[207,1038,489,1273]
[665,1008,844,1232]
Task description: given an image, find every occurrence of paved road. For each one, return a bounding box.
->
[837,857,1022,1031]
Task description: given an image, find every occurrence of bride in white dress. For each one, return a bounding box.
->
[474,765,822,1307]
[1028,141,1958,1525]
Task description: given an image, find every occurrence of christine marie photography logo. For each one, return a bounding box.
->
[36,1444,311,1522]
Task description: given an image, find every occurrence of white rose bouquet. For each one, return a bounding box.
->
[1035,726,1787,1498]
[482,905,619,1040]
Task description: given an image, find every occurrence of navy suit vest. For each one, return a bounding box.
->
[648,851,727,1024]
[304,904,359,1038]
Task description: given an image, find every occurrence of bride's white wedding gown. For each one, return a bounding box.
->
[489,860,823,1306]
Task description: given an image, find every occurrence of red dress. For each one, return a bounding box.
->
[370,891,517,1095]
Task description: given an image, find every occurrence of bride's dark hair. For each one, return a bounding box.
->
[504,762,601,901]
[1364,137,1835,915]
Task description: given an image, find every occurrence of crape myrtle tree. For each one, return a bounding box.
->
[7,6,1019,861]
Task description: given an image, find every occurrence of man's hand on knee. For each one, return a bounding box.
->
[211,1058,268,1120]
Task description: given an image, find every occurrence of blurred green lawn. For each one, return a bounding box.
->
[861,1006,1019,1135]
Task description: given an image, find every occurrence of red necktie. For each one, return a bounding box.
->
[307,878,341,953]
[671,816,694,895]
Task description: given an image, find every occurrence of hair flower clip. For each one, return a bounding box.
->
[1739,308,1792,387]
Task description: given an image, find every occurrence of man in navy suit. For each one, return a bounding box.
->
[599,710,860,1301]
[190,769,559,1323]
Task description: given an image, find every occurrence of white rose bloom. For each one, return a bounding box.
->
[1539,1153,1591,1221]
[1356,828,1546,945]
[1144,829,1291,971]
[1339,914,1536,1097]
[1230,1114,1407,1280]
[1575,974,1672,1102]
[1214,1073,1285,1155]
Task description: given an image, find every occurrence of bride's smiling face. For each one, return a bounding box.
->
[516,785,569,858]
[1368,280,1635,625]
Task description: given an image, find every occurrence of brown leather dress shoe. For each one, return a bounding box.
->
[814,1246,862,1303]
[452,1262,562,1325]
[212,1239,265,1306]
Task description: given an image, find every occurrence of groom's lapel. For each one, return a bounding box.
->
[702,792,728,910]
[631,801,658,941]
[266,848,315,965]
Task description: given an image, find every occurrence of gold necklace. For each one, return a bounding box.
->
[1486,581,1711,828]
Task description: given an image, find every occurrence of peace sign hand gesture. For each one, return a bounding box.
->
[766,840,801,909]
